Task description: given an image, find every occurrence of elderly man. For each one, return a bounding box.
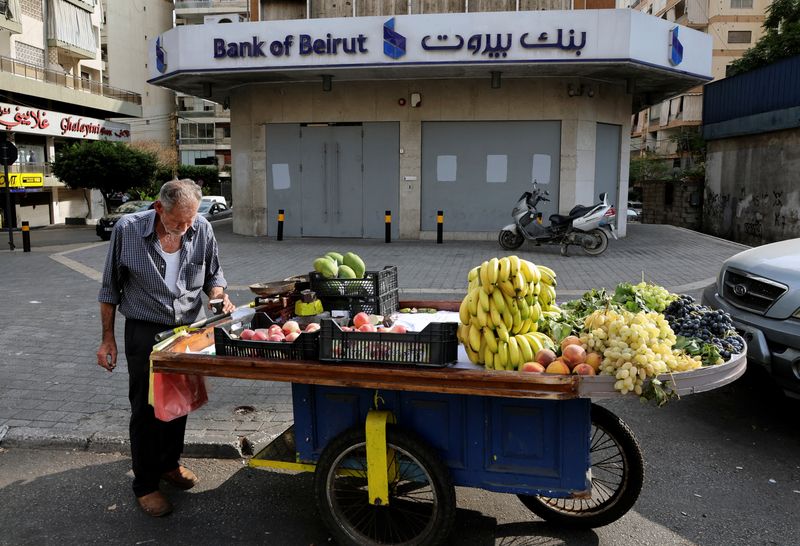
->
[96,179,234,517]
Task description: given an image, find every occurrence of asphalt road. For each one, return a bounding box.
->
[1,365,798,546]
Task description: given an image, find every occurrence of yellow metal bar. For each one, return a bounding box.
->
[248,458,316,472]
[278,213,285,221]
[366,409,395,506]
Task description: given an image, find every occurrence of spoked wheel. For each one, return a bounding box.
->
[517,404,644,528]
[499,229,524,250]
[581,229,609,256]
[314,425,456,546]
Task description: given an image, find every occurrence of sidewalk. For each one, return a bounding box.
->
[0,221,748,457]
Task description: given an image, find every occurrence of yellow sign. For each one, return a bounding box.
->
[0,173,44,188]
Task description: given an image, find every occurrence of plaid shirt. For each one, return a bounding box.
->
[98,209,227,326]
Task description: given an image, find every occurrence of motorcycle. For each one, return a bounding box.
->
[498,182,618,256]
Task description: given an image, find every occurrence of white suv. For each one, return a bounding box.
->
[702,239,800,398]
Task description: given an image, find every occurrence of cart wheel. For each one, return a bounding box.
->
[517,404,644,528]
[314,425,456,546]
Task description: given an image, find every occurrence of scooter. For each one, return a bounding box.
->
[498,182,618,256]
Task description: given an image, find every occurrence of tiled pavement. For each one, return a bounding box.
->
[0,221,748,457]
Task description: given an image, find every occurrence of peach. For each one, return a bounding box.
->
[390,324,407,334]
[535,349,557,367]
[267,325,283,336]
[282,320,301,334]
[252,330,269,341]
[358,323,377,333]
[545,360,571,374]
[560,335,582,352]
[585,352,602,372]
[521,361,546,373]
[353,312,371,329]
[240,329,255,341]
[572,363,596,376]
[285,332,300,342]
[562,344,587,369]
[304,323,321,333]
[267,333,284,342]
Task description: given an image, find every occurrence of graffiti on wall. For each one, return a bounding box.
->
[706,186,798,245]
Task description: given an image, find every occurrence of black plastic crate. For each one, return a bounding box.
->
[320,289,399,317]
[310,266,398,298]
[319,319,458,367]
[215,312,318,361]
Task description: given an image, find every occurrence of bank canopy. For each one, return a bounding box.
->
[149,9,711,111]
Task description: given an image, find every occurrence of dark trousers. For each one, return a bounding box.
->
[125,319,187,497]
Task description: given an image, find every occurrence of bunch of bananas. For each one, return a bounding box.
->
[457,256,559,370]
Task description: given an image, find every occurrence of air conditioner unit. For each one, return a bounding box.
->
[204,14,245,24]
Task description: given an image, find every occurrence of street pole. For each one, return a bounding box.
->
[0,137,18,251]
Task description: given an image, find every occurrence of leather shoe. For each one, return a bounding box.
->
[137,491,173,517]
[161,466,199,490]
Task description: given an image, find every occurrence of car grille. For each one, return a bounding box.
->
[722,269,787,314]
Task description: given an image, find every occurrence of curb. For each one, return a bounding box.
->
[0,427,273,460]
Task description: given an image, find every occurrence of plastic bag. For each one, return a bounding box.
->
[152,372,208,422]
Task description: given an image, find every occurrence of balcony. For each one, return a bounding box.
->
[175,0,249,13]
[0,55,142,106]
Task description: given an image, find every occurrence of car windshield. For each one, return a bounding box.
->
[198,201,214,213]
[114,201,152,213]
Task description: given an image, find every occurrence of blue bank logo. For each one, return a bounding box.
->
[156,36,168,73]
[383,18,406,59]
[669,26,683,66]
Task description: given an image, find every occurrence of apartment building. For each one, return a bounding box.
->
[173,1,252,182]
[0,0,142,227]
[627,0,770,158]
[102,0,175,145]
[150,2,711,240]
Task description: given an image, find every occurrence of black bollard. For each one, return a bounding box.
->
[22,221,30,252]
[436,210,443,244]
[385,210,391,243]
[277,209,284,241]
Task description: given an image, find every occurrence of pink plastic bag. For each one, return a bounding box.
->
[152,373,208,422]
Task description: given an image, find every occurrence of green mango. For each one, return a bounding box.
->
[343,252,366,278]
[313,257,338,279]
[325,252,344,266]
[338,265,357,279]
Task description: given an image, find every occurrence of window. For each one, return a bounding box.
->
[730,0,753,7]
[179,123,214,144]
[728,30,752,44]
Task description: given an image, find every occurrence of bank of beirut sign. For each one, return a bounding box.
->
[151,10,711,79]
[0,173,44,189]
[0,102,131,142]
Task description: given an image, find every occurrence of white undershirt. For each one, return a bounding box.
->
[157,246,181,294]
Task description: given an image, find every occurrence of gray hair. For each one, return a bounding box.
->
[158,179,202,211]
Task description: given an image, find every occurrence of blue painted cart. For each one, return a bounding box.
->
[150,309,746,546]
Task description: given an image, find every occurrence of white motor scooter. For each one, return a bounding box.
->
[499,182,618,256]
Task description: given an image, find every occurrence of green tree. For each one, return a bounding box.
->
[727,0,800,76]
[52,141,158,210]
[629,151,670,182]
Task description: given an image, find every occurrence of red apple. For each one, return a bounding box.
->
[305,323,320,333]
[285,332,300,342]
[282,320,301,335]
[353,312,371,329]
[535,349,556,367]
[240,329,255,340]
[521,361,546,373]
[562,344,587,370]
[572,363,596,376]
[252,330,269,341]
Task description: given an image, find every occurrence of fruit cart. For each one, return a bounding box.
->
[149,300,746,546]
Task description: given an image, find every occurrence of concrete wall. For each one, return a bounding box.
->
[230,78,632,239]
[704,127,800,245]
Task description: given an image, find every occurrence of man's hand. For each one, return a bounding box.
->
[97,338,117,372]
[209,288,236,313]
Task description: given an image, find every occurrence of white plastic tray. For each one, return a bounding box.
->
[577,351,747,399]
